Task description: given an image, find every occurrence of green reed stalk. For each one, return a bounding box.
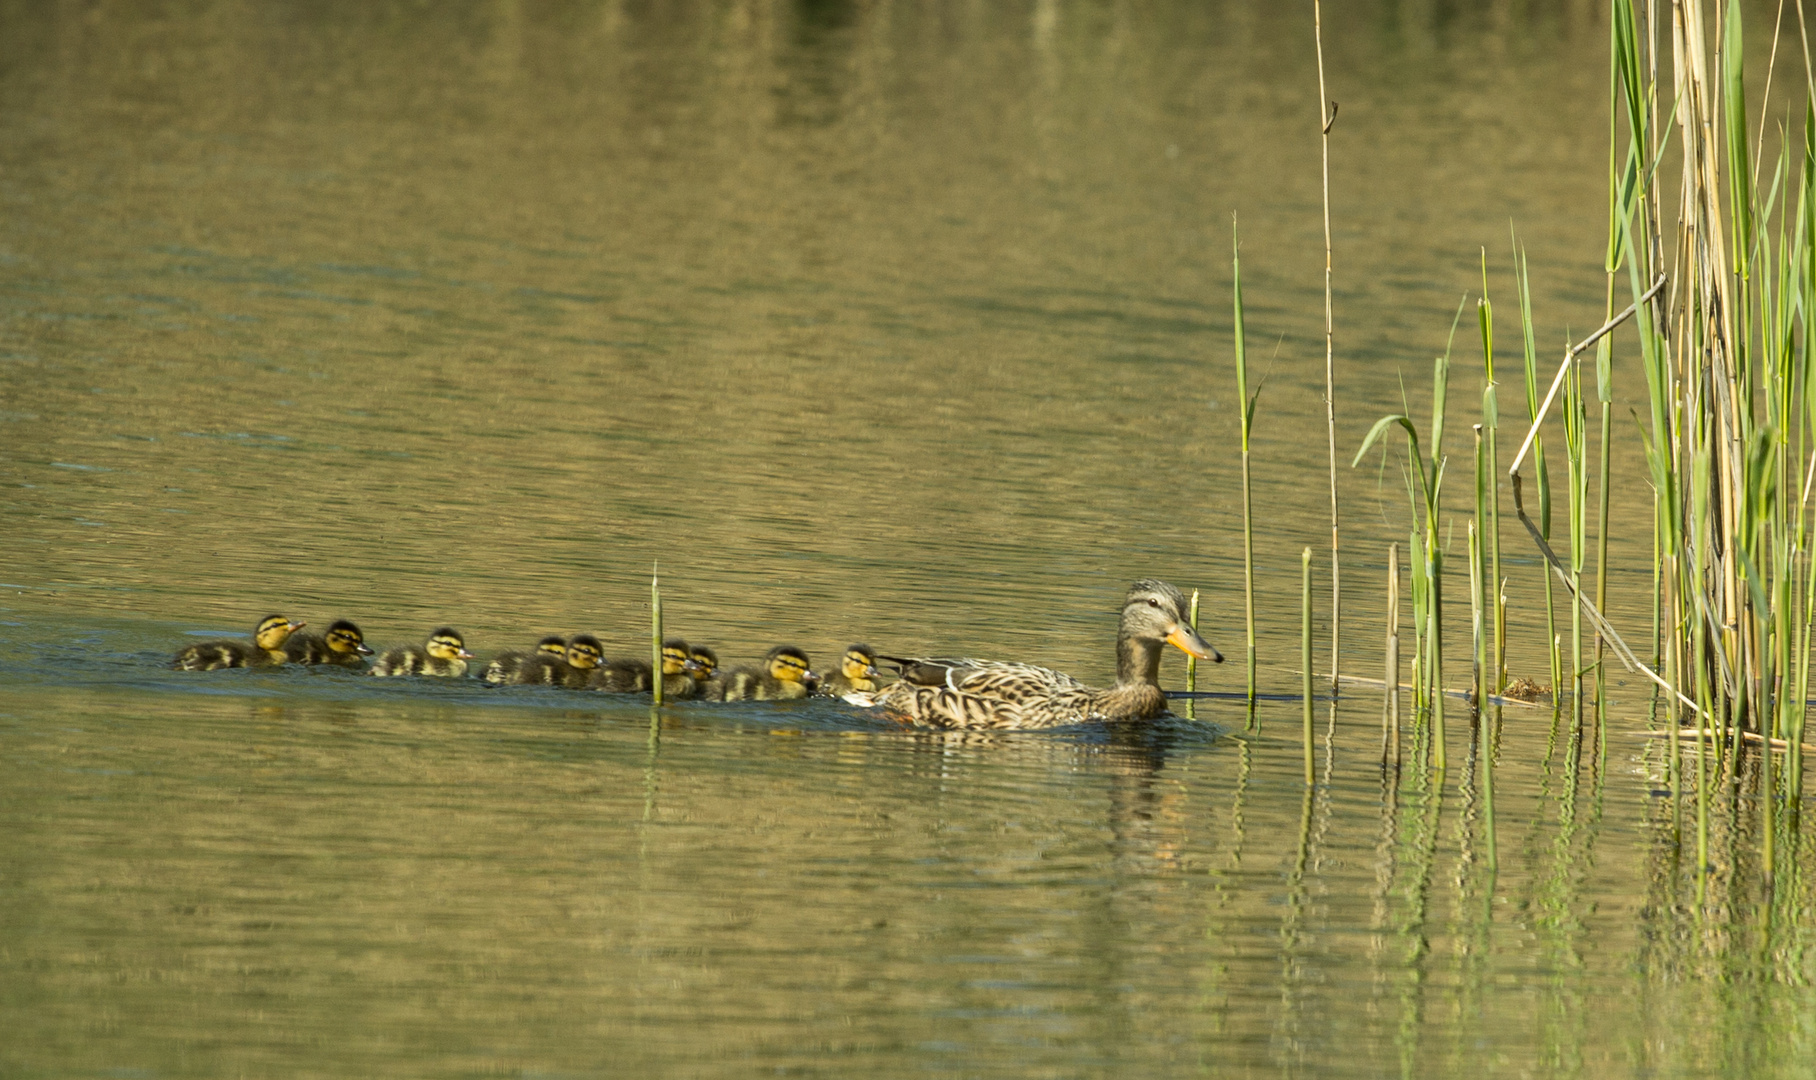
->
[1594,0,1625,734]
[1471,516,1500,874]
[1409,527,1428,715]
[651,563,663,706]
[1386,542,1402,770]
[1233,219,1258,702]
[1611,0,1682,793]
[1478,256,1504,694]
[1471,439,1486,710]
[1303,546,1315,785]
[1563,348,1589,731]
[1693,446,1713,896]
[1513,240,1560,702]
[1314,0,1341,694]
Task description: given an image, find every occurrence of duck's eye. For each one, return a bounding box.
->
[1147,598,1160,608]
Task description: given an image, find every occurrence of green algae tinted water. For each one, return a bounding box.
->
[3,1,1813,1076]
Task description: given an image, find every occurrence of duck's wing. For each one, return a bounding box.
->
[877,655,1086,693]
[853,658,1095,729]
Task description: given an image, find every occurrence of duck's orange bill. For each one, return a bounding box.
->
[1166,626,1224,664]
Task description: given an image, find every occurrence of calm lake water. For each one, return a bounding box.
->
[3,0,1812,1076]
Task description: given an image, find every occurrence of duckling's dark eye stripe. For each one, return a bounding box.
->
[778,657,807,671]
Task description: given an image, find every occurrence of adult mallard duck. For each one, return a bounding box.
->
[844,579,1220,729]
[815,643,883,696]
[719,645,817,701]
[593,638,700,698]
[369,627,475,678]
[483,635,568,685]
[285,619,376,668]
[173,614,305,671]
[510,635,605,688]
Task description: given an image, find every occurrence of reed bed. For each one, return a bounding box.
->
[1329,0,1816,900]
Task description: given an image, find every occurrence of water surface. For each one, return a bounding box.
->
[3,1,1811,1076]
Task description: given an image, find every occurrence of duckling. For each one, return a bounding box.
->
[510,634,605,688]
[369,627,474,677]
[483,635,569,685]
[845,579,1220,730]
[284,619,375,668]
[688,644,722,700]
[719,645,817,701]
[173,614,305,671]
[593,638,701,698]
[815,642,884,696]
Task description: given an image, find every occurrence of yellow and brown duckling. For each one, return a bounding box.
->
[483,635,569,685]
[510,634,605,688]
[846,579,1220,730]
[369,627,475,678]
[593,638,701,698]
[815,643,883,696]
[173,614,305,671]
[284,619,375,668]
[719,645,817,701]
[687,645,721,700]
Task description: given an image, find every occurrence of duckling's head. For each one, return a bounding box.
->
[765,645,815,686]
[535,635,568,658]
[688,645,718,682]
[324,619,374,657]
[566,635,605,670]
[1121,580,1220,662]
[840,643,880,682]
[255,614,305,651]
[426,628,474,662]
[661,638,694,677]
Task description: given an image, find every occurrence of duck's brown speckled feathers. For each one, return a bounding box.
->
[285,619,374,667]
[816,643,884,696]
[370,627,474,677]
[174,615,304,671]
[510,635,604,688]
[484,635,568,685]
[847,580,1220,730]
[720,645,817,701]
